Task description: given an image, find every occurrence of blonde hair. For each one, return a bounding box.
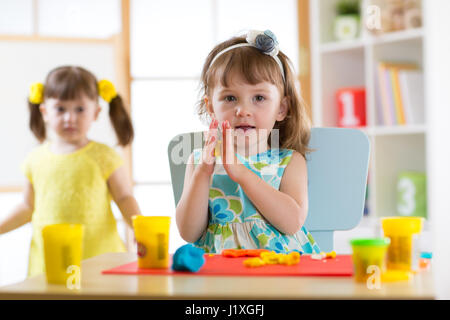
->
[197,36,312,157]
[28,66,134,146]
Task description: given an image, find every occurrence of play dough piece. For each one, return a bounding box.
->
[222,249,269,258]
[172,244,205,272]
[244,251,301,268]
[260,251,280,264]
[285,251,301,265]
[243,257,266,268]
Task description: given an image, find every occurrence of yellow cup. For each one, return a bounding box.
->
[381,217,424,271]
[350,238,390,283]
[132,216,171,269]
[42,224,84,285]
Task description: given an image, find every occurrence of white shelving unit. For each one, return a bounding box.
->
[310,0,429,230]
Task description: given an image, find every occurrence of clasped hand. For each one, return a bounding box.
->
[199,119,248,183]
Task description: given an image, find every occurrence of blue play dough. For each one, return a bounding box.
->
[172,244,205,272]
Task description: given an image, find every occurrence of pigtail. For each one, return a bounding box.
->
[28,101,46,143]
[108,94,134,146]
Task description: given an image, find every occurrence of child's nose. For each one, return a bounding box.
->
[235,104,251,117]
[63,112,76,122]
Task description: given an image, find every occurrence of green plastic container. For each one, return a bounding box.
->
[350,238,390,283]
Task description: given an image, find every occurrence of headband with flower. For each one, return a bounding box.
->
[28,79,118,104]
[208,29,285,82]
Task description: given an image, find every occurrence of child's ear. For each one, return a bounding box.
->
[276,97,289,121]
[39,104,48,122]
[94,105,102,120]
[204,96,215,118]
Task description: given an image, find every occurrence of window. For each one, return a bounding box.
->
[0,0,34,34]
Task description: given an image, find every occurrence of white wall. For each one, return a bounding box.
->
[424,0,450,300]
[0,193,31,286]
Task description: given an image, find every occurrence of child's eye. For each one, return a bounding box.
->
[224,95,236,102]
[76,106,84,113]
[254,95,265,102]
[57,106,65,113]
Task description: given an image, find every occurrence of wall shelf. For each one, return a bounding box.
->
[363,124,426,136]
[320,39,365,53]
[311,0,428,222]
[370,27,424,45]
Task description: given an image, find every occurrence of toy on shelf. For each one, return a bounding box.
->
[334,0,361,41]
[172,244,205,272]
[367,0,422,34]
[336,88,366,128]
[397,171,427,218]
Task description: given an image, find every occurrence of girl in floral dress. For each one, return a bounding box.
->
[176,30,321,254]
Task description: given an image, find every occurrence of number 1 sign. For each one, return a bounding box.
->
[336,88,366,128]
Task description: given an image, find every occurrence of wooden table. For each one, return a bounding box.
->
[0,252,435,300]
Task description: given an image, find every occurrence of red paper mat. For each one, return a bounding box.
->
[102,254,353,277]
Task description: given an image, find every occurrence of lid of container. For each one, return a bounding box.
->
[381,217,424,235]
[420,252,433,259]
[350,238,390,247]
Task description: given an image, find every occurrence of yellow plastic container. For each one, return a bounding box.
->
[381,217,424,271]
[350,238,390,283]
[132,216,171,269]
[42,224,84,285]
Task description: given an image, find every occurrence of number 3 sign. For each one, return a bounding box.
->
[336,88,366,128]
[397,171,427,218]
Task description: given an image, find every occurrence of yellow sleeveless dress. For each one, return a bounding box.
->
[21,141,127,277]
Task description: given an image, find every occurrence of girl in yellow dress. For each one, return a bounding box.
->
[0,66,141,277]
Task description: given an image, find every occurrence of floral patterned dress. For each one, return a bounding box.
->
[193,148,321,254]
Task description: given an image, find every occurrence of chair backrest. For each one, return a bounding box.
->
[167,127,370,252]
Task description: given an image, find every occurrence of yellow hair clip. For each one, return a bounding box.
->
[98,79,117,103]
[29,82,44,104]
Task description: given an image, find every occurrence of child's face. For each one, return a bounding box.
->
[206,72,288,151]
[40,94,100,144]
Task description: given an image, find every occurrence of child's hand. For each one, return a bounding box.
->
[221,120,248,183]
[197,119,218,177]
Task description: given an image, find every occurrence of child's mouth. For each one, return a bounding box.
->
[235,125,256,132]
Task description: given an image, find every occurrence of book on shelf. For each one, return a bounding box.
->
[391,69,406,125]
[398,70,424,125]
[376,62,424,126]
